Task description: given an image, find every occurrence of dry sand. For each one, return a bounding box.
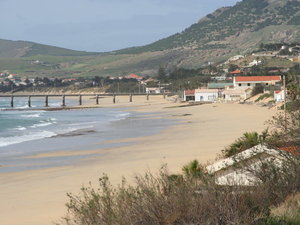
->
[0,96,278,225]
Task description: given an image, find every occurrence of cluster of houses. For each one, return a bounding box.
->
[0,73,30,86]
[184,75,284,103]
[0,71,166,94]
[107,73,165,94]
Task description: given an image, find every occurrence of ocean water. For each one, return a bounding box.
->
[0,97,129,148]
[0,97,175,172]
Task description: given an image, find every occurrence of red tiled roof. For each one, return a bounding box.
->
[230,69,242,74]
[235,76,281,82]
[184,90,195,95]
[279,146,300,155]
[128,74,142,79]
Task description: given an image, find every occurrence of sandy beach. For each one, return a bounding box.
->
[0,96,278,225]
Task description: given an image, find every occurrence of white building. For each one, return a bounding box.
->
[248,59,262,67]
[146,87,163,94]
[233,76,281,89]
[195,89,219,102]
[274,90,285,102]
[223,88,252,102]
[206,145,289,186]
[183,89,219,102]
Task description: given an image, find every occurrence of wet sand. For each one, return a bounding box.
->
[0,96,278,225]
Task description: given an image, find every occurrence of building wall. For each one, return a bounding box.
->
[234,81,279,88]
[195,92,218,102]
[274,91,285,102]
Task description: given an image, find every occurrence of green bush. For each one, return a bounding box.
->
[222,130,269,157]
[255,93,272,102]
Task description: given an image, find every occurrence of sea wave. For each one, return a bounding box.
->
[14,126,27,131]
[0,131,56,147]
[21,113,42,118]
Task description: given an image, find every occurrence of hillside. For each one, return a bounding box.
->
[120,0,300,53]
[0,39,99,58]
[116,0,300,68]
[1,0,300,78]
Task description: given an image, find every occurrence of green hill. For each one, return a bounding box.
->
[0,39,99,58]
[119,0,300,55]
[1,0,300,78]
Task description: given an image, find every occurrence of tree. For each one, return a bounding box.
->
[222,131,270,157]
[157,65,167,82]
[228,64,239,72]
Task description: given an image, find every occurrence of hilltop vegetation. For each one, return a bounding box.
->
[119,0,300,54]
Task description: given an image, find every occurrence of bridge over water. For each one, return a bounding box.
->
[0,93,168,108]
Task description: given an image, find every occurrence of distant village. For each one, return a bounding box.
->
[1,43,300,104]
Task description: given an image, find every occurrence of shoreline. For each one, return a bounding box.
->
[0,98,278,225]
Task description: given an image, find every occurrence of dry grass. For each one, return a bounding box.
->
[57,153,300,225]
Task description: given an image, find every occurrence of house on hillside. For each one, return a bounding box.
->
[206,145,291,186]
[229,69,242,75]
[126,73,143,81]
[233,76,281,89]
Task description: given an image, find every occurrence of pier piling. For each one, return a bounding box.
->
[10,95,14,107]
[96,95,99,105]
[28,96,31,107]
[45,96,49,107]
[113,95,116,104]
[79,95,82,106]
[62,95,66,107]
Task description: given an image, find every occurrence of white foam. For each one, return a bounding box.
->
[21,113,41,118]
[14,126,27,131]
[30,122,53,128]
[0,130,56,147]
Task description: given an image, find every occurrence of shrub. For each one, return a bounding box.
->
[58,166,275,225]
[252,85,264,96]
[255,93,272,102]
[221,130,269,157]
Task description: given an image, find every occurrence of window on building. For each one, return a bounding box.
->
[266,83,269,86]
[239,83,242,86]
[247,83,250,86]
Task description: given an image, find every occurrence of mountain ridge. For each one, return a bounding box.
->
[0,39,99,58]
[1,0,300,77]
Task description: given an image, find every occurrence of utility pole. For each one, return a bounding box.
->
[283,75,287,131]
[138,81,141,94]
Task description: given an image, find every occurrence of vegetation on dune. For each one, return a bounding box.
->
[57,154,300,225]
[255,93,272,102]
[57,91,300,224]
[221,130,269,157]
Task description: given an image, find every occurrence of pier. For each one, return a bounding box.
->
[0,93,168,108]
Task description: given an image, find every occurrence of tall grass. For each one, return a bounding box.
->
[57,152,300,225]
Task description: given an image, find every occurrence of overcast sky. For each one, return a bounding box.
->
[0,0,239,52]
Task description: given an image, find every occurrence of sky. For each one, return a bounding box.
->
[0,0,239,52]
